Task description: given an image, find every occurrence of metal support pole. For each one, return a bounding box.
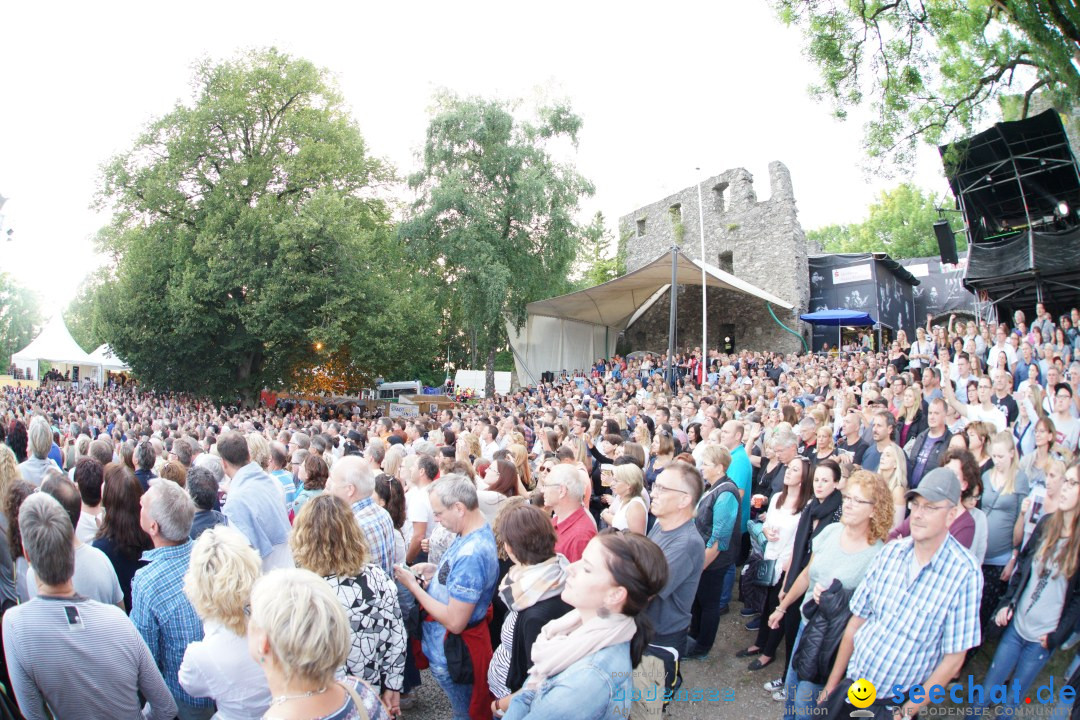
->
[697,172,707,384]
[667,246,677,388]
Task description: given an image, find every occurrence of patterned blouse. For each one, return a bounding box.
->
[326,567,407,692]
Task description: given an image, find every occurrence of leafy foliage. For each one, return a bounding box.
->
[0,275,42,371]
[574,212,625,289]
[807,183,966,258]
[773,0,1080,168]
[95,48,438,402]
[399,93,594,395]
[64,269,112,353]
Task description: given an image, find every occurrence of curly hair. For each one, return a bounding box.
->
[290,494,368,577]
[0,444,21,511]
[846,470,895,544]
[184,526,261,636]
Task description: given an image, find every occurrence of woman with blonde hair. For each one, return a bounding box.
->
[0,444,22,610]
[382,445,405,482]
[876,443,909,528]
[246,432,270,470]
[599,464,647,534]
[247,568,391,720]
[291,495,406,715]
[632,421,651,451]
[980,431,1031,631]
[770,470,891,714]
[897,386,927,447]
[644,428,675,490]
[179,526,271,719]
[508,444,533,493]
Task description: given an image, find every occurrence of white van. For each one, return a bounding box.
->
[376,381,423,401]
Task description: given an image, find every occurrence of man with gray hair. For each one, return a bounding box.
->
[541,463,596,563]
[26,475,123,608]
[393,475,499,720]
[131,478,212,720]
[19,415,59,486]
[217,431,292,572]
[326,455,396,576]
[4,493,177,720]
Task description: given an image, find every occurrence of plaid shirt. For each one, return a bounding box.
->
[131,541,212,709]
[848,534,983,694]
[353,496,396,577]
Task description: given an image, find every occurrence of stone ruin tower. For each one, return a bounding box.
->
[617,161,810,356]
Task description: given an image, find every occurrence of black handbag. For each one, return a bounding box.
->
[751,556,778,587]
[444,630,474,684]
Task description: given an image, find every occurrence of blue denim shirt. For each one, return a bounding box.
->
[503,642,632,720]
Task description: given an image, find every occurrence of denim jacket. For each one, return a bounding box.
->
[503,642,632,720]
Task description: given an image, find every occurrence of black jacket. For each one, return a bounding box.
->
[793,578,855,685]
[783,491,843,594]
[505,594,573,693]
[897,405,929,447]
[997,515,1080,651]
[904,427,952,488]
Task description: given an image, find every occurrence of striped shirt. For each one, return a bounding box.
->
[131,541,213,709]
[3,595,177,720]
[352,497,396,577]
[848,534,983,693]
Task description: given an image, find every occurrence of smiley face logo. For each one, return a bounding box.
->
[848,678,876,708]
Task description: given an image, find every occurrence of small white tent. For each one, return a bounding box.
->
[89,344,131,383]
[507,248,796,386]
[10,316,97,382]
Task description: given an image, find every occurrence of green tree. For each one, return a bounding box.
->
[773,0,1080,168]
[399,93,594,396]
[64,269,112,352]
[96,48,438,402]
[808,183,966,258]
[0,274,42,371]
[575,212,625,289]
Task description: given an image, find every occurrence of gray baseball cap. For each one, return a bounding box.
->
[906,467,961,506]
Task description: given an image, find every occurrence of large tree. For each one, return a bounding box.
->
[96,48,437,401]
[773,0,1080,167]
[0,274,42,371]
[808,183,965,258]
[399,94,594,396]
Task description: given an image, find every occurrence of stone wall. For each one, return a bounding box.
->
[618,162,809,355]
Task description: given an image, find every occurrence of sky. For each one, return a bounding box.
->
[0,0,953,316]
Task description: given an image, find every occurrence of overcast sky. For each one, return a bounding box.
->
[0,0,951,315]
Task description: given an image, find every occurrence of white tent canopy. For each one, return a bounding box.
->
[10,316,98,381]
[507,248,795,386]
[89,344,130,372]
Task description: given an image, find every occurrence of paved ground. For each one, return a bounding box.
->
[401,601,1074,719]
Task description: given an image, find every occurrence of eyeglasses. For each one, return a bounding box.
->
[652,483,689,495]
[908,500,951,515]
[841,494,873,507]
[538,466,551,473]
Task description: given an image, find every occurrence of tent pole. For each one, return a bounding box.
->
[667,245,677,389]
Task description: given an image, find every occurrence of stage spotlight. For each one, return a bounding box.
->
[1057,201,1070,217]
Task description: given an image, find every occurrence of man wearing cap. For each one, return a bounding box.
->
[821,468,982,719]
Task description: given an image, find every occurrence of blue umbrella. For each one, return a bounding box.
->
[800,309,877,349]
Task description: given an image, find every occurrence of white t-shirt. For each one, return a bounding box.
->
[966,404,1007,433]
[75,509,104,545]
[1053,414,1080,453]
[405,484,435,547]
[27,543,123,606]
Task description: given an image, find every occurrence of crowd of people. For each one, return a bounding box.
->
[1,302,1080,719]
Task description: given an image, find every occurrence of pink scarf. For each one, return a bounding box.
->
[525,609,636,691]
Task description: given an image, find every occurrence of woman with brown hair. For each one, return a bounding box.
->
[291,453,328,515]
[158,460,187,488]
[92,462,151,612]
[489,503,571,713]
[291,494,406,716]
[982,462,1080,709]
[6,478,36,604]
[0,444,22,610]
[479,460,523,526]
[499,530,668,720]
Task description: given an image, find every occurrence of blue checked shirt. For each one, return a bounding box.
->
[353,496,396,577]
[847,534,983,694]
[131,540,212,709]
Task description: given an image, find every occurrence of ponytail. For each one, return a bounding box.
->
[630,612,654,668]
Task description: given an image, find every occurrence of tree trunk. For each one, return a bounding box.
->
[485,346,496,399]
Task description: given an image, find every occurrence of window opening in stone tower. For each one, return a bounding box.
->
[713,182,729,213]
[718,251,733,275]
[636,218,647,237]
